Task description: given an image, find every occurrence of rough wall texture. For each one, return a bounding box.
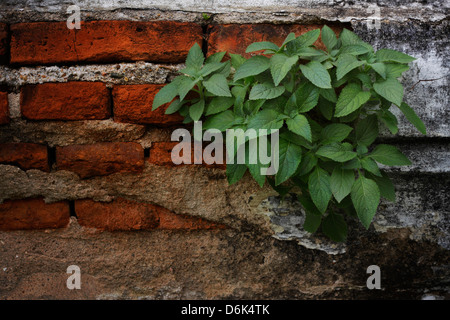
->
[0,0,448,300]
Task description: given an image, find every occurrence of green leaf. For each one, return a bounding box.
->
[286,114,312,142]
[322,213,348,242]
[351,175,380,229]
[200,62,225,77]
[367,171,396,202]
[321,25,338,52]
[270,54,299,86]
[234,56,270,81]
[398,102,427,134]
[379,109,399,134]
[205,96,234,116]
[339,29,364,46]
[385,63,410,78]
[370,63,386,79]
[189,99,205,121]
[369,144,411,166]
[373,78,404,106]
[230,53,247,69]
[203,74,232,97]
[246,41,279,53]
[178,76,199,100]
[185,43,204,70]
[275,138,303,185]
[226,162,247,185]
[335,83,371,117]
[296,152,317,176]
[361,157,382,177]
[205,51,226,64]
[336,54,365,80]
[355,115,378,147]
[249,83,285,100]
[339,44,370,56]
[165,99,184,115]
[316,143,357,162]
[280,33,296,48]
[375,49,416,64]
[296,29,321,47]
[152,77,181,110]
[318,98,334,120]
[304,211,322,233]
[203,110,235,131]
[321,124,353,145]
[247,109,284,131]
[295,82,320,113]
[308,167,332,214]
[319,88,337,103]
[299,61,332,89]
[331,167,355,203]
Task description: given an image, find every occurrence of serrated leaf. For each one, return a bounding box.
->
[375,49,416,64]
[234,56,270,81]
[247,109,284,131]
[367,171,396,202]
[370,62,386,79]
[165,98,184,115]
[318,98,334,120]
[249,83,285,100]
[205,96,234,116]
[308,167,332,214]
[152,77,182,110]
[229,53,247,69]
[185,43,204,70]
[361,157,382,177]
[351,175,380,229]
[385,63,410,78]
[321,124,353,145]
[379,109,398,134]
[335,83,371,117]
[355,115,378,147]
[303,211,322,233]
[200,62,225,77]
[339,44,370,56]
[369,144,411,166]
[203,74,232,97]
[339,29,364,46]
[322,213,348,242]
[203,110,235,131]
[270,54,299,86]
[398,102,426,134]
[331,167,355,203]
[189,99,205,121]
[316,143,357,162]
[275,138,303,185]
[299,61,332,89]
[178,76,199,100]
[373,77,404,106]
[286,114,312,142]
[321,25,338,52]
[336,54,365,80]
[319,88,337,103]
[246,41,279,53]
[226,162,247,185]
[205,51,226,64]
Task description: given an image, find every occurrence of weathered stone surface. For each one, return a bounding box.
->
[10,21,203,65]
[113,84,183,125]
[21,82,110,121]
[0,198,70,230]
[56,142,144,178]
[0,218,448,299]
[0,142,49,172]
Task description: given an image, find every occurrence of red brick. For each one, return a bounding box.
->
[75,198,226,231]
[148,141,226,169]
[0,23,8,64]
[0,143,49,172]
[10,21,203,65]
[113,84,183,125]
[208,24,341,58]
[21,82,110,121]
[0,91,8,124]
[75,198,159,231]
[56,142,144,178]
[0,198,70,230]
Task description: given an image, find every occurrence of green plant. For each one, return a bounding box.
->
[152,26,426,241]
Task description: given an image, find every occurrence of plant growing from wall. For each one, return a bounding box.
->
[152,26,426,241]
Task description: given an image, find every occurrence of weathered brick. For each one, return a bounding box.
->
[75,198,226,231]
[56,142,144,178]
[0,198,70,230]
[10,21,203,65]
[148,141,226,169]
[0,143,49,172]
[0,91,8,124]
[208,24,340,58]
[0,23,8,64]
[113,84,183,125]
[21,82,110,121]
[75,198,159,231]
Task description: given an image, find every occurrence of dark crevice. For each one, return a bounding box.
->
[201,23,210,57]
[69,201,77,218]
[144,148,150,158]
[48,146,56,171]
[108,87,114,119]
